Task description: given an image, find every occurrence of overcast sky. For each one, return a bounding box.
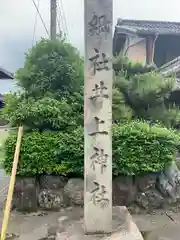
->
[0,0,180,73]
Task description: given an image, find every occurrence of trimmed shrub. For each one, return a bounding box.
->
[3,121,180,177]
[113,121,180,176]
[3,127,83,176]
[2,96,77,131]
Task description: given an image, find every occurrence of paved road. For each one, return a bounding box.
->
[0,127,10,204]
[0,169,9,209]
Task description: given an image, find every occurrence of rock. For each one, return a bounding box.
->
[0,233,19,240]
[136,189,164,210]
[39,175,67,190]
[13,177,38,212]
[164,162,180,186]
[135,174,157,192]
[157,162,180,200]
[112,176,137,206]
[64,179,84,205]
[128,204,142,214]
[157,172,175,198]
[38,189,67,210]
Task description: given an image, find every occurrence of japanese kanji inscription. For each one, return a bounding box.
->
[89,48,109,75]
[88,12,111,39]
[88,116,108,136]
[89,81,109,100]
[90,181,110,208]
[90,147,108,174]
[84,0,113,234]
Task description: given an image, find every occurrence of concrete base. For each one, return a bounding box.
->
[2,206,143,239]
[56,206,143,240]
[104,206,143,240]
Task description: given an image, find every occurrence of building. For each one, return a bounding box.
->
[0,67,14,108]
[0,66,14,94]
[113,19,180,67]
[0,66,13,80]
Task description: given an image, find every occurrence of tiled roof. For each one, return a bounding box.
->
[116,19,180,35]
[0,67,13,79]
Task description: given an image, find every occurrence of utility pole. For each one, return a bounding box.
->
[50,0,57,40]
[84,0,113,234]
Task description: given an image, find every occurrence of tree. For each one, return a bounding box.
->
[2,38,84,131]
[16,38,84,99]
[2,42,180,177]
[113,56,180,128]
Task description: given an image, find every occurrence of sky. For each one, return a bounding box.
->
[1,0,180,73]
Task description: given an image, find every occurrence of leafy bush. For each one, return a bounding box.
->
[2,39,84,130]
[16,38,83,98]
[2,95,77,131]
[3,121,179,176]
[113,121,180,175]
[3,127,84,176]
[2,40,180,178]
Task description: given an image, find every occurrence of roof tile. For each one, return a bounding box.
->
[116,19,180,35]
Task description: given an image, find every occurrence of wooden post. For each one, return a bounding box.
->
[1,126,23,240]
[84,0,113,234]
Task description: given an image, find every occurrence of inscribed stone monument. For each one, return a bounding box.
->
[84,0,113,234]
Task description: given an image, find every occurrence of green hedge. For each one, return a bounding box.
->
[3,121,180,176]
[113,121,179,175]
[3,127,83,176]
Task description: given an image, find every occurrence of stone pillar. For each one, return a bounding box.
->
[84,0,113,234]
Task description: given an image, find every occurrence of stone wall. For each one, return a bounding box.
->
[12,162,180,213]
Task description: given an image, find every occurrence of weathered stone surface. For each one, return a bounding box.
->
[55,206,143,240]
[39,175,67,190]
[157,172,175,198]
[0,233,19,240]
[135,174,157,192]
[113,176,137,206]
[58,216,69,225]
[157,163,180,199]
[164,162,180,186]
[13,177,38,212]
[55,232,69,240]
[38,189,67,210]
[64,178,84,205]
[84,0,113,233]
[12,166,180,213]
[19,225,48,240]
[47,226,59,237]
[136,189,164,210]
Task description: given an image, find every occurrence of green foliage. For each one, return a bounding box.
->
[113,57,180,128]
[3,121,179,176]
[3,128,83,176]
[112,88,133,122]
[2,38,84,130]
[113,56,156,78]
[113,121,179,176]
[2,95,76,131]
[16,38,83,98]
[3,40,180,178]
